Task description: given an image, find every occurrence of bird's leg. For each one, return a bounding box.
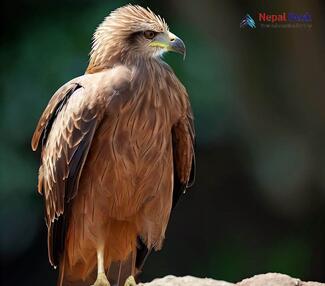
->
[91,246,110,286]
[124,276,137,286]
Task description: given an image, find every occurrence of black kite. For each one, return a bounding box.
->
[32,5,195,286]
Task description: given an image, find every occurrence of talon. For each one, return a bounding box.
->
[124,275,136,286]
[91,272,110,286]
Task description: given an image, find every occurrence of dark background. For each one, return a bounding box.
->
[1,0,324,285]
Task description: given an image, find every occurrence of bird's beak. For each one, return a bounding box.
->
[150,32,186,59]
[167,32,186,58]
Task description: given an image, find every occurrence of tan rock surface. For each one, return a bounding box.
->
[139,273,325,286]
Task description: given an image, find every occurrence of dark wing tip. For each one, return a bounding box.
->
[31,134,38,151]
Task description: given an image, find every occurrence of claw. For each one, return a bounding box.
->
[91,272,110,286]
[124,275,136,286]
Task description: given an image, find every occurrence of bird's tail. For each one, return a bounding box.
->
[57,255,97,286]
[107,251,136,286]
[57,254,65,286]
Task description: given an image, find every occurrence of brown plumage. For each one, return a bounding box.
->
[32,5,195,286]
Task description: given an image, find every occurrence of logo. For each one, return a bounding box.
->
[240,14,256,29]
[258,12,312,23]
[240,12,312,29]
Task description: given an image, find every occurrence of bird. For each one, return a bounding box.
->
[31,5,195,286]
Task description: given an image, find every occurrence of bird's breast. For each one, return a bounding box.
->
[81,82,179,219]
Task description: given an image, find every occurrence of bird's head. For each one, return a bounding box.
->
[88,5,185,71]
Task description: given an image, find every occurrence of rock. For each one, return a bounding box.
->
[138,273,325,286]
[138,275,234,286]
[238,273,300,286]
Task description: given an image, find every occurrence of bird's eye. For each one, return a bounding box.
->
[143,30,156,39]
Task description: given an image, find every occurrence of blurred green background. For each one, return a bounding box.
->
[1,0,325,285]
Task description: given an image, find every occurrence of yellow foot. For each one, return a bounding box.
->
[91,272,110,286]
[124,275,136,286]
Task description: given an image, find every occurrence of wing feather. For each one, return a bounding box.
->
[136,105,195,273]
[32,80,103,266]
[31,82,82,151]
[32,67,132,267]
[171,110,195,209]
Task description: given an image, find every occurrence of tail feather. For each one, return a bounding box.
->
[58,257,97,286]
[108,252,135,286]
[135,237,151,276]
[57,254,65,286]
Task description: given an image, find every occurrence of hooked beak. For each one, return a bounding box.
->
[168,32,186,58]
[150,32,186,59]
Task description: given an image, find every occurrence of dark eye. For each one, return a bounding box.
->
[143,30,156,39]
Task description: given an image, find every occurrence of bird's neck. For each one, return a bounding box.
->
[86,52,119,74]
[86,51,163,74]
